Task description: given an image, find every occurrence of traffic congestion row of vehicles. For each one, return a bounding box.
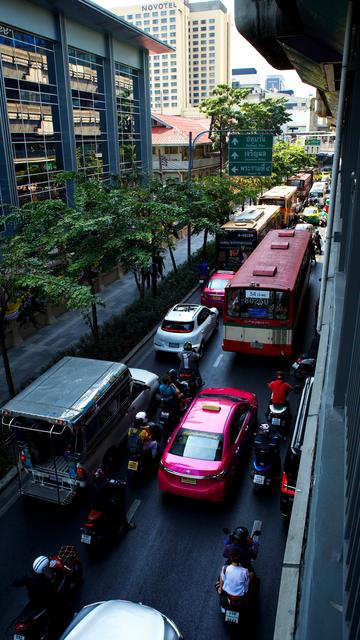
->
[1,179,322,638]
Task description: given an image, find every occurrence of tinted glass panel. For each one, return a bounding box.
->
[170,428,223,461]
[161,320,194,333]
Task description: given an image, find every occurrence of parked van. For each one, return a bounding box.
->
[1,357,159,504]
[308,181,327,206]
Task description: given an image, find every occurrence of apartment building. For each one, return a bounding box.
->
[112,0,231,115]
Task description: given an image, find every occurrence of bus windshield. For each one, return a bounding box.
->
[227,288,290,320]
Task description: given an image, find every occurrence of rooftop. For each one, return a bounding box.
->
[152,113,212,145]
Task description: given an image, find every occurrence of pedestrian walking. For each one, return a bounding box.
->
[154,253,165,279]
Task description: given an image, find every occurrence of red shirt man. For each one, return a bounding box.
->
[268,373,293,405]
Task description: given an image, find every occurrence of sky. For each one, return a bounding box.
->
[92,0,315,97]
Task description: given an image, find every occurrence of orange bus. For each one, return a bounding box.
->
[222,229,312,357]
[258,185,297,225]
[216,205,282,271]
[286,172,313,201]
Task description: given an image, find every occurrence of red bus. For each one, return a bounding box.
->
[286,172,313,201]
[223,229,312,356]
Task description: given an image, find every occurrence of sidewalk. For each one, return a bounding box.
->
[0,234,205,402]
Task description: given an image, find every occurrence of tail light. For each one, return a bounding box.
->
[281,471,295,495]
[84,522,94,527]
[16,621,31,631]
[76,466,86,479]
[19,452,27,464]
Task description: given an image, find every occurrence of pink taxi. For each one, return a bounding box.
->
[200,271,235,311]
[158,387,257,502]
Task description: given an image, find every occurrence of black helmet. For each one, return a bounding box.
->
[231,526,249,545]
[184,342,193,351]
[93,467,105,482]
[276,371,285,380]
[168,369,177,380]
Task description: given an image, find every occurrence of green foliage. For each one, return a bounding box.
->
[271,141,317,183]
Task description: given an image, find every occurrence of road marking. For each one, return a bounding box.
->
[213,354,223,368]
[127,498,141,523]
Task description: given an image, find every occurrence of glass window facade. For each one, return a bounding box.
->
[114,62,141,174]
[68,46,109,180]
[0,25,63,203]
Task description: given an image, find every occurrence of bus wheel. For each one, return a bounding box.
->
[103,447,118,475]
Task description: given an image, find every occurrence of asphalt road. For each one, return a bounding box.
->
[0,258,322,640]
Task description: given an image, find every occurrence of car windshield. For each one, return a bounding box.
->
[161,320,194,333]
[208,278,231,290]
[170,428,223,461]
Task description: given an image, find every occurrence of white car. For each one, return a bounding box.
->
[153,303,219,356]
[59,600,184,640]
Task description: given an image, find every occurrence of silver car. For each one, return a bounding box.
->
[153,303,219,356]
[59,600,184,640]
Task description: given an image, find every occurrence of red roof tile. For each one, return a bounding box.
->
[151,113,212,145]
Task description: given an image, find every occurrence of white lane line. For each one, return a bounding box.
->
[213,354,223,368]
[127,498,141,523]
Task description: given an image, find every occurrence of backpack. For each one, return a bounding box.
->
[127,428,142,455]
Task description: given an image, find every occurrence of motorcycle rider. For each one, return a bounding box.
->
[14,556,68,634]
[178,342,202,388]
[267,371,293,413]
[253,423,282,479]
[90,468,135,532]
[129,411,161,460]
[313,229,322,253]
[223,526,259,570]
[159,373,184,413]
[218,550,250,605]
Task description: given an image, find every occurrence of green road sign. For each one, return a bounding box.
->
[305,138,321,145]
[228,133,273,177]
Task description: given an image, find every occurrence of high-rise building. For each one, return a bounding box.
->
[112,0,231,115]
[265,74,285,92]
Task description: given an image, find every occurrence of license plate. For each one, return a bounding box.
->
[272,417,281,426]
[161,412,170,419]
[211,295,222,300]
[181,476,197,485]
[225,610,239,623]
[81,533,92,545]
[254,474,265,485]
[169,342,179,348]
[250,342,263,349]
[128,460,139,471]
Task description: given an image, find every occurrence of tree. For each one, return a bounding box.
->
[0,219,95,398]
[271,141,317,183]
[199,85,292,170]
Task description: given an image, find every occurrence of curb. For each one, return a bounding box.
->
[0,466,17,493]
[124,282,201,364]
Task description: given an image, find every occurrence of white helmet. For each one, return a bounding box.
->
[33,556,49,574]
[258,423,270,434]
[135,411,147,424]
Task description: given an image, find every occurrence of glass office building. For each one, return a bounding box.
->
[0,0,170,218]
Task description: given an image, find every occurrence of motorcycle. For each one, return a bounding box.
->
[291,353,316,380]
[266,402,290,435]
[218,522,261,629]
[178,369,202,395]
[81,480,131,548]
[250,430,282,492]
[154,393,179,437]
[14,546,82,640]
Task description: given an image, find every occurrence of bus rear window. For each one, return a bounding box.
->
[227,289,289,320]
